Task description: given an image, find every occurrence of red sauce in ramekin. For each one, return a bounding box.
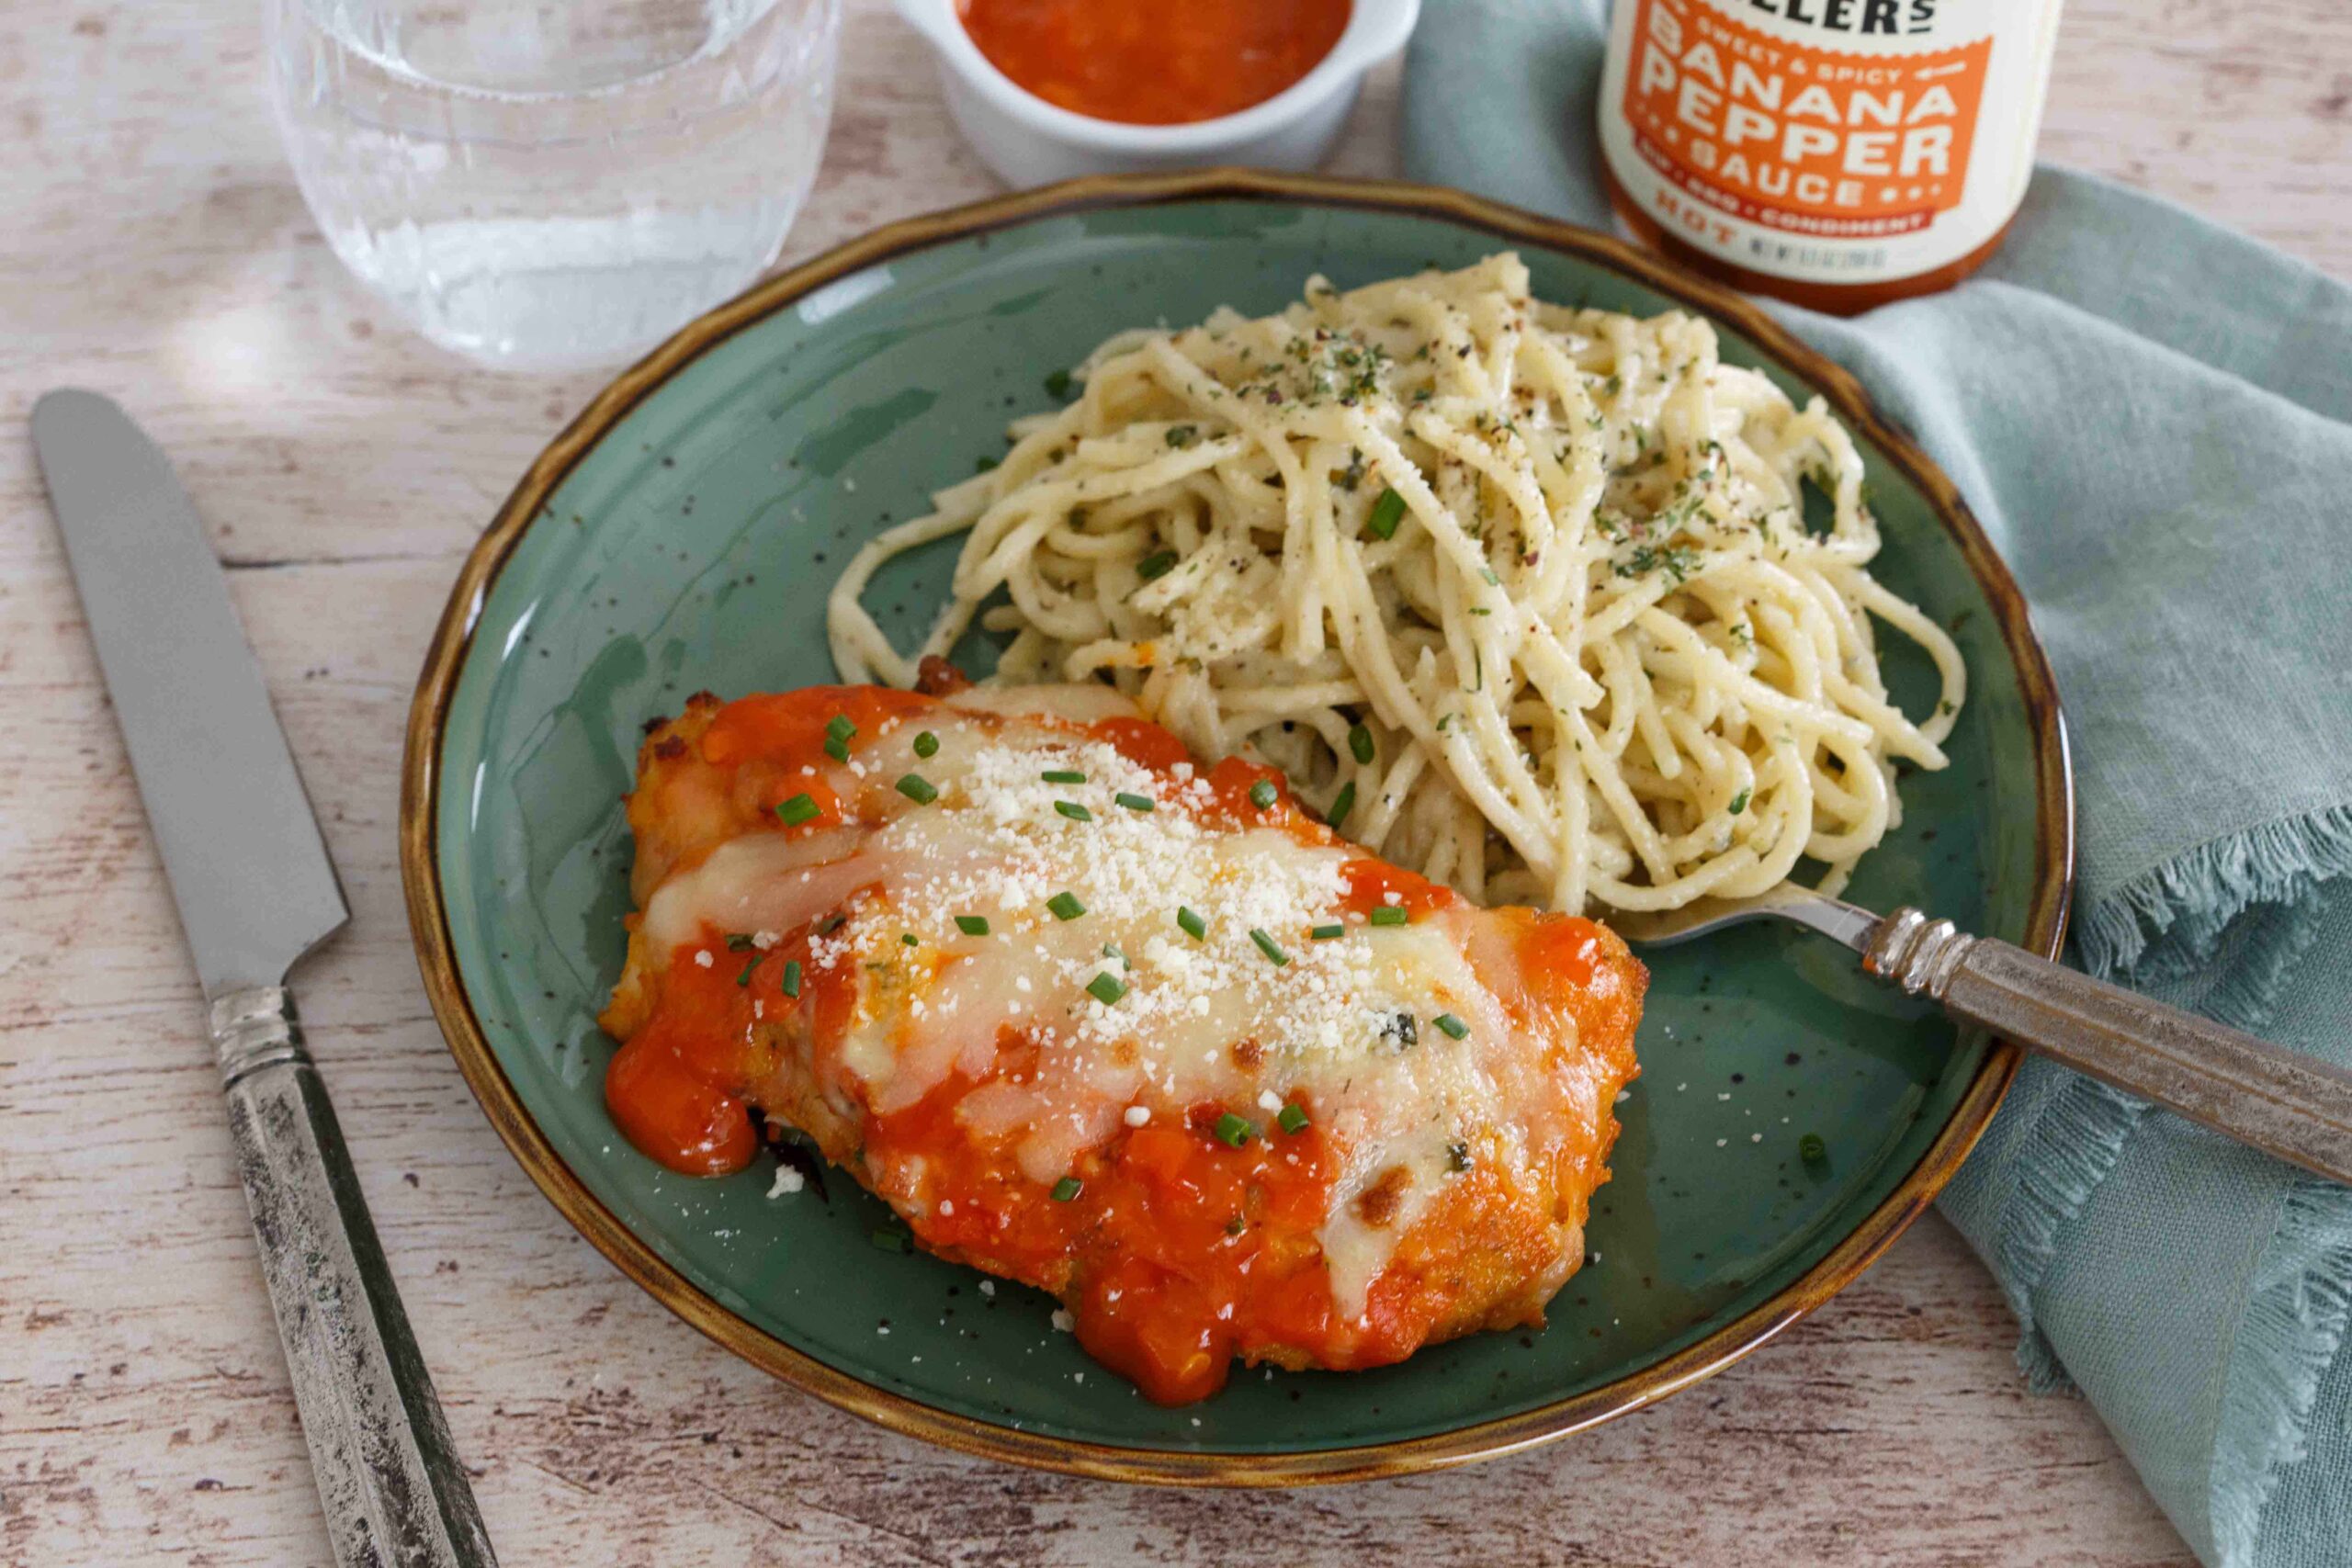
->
[957,0,1351,126]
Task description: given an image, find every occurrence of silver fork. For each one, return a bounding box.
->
[1611,885,2352,1185]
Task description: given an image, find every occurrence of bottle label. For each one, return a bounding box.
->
[1599,0,2061,285]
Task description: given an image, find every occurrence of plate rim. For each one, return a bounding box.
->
[397,167,2075,1486]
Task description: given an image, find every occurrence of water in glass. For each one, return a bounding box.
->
[268,0,841,370]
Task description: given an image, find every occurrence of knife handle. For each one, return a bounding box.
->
[214,987,498,1568]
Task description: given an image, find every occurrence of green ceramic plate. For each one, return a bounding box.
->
[402,172,2071,1483]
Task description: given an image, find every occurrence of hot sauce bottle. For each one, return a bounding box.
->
[1598,0,2065,312]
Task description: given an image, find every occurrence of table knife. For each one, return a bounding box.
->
[30,389,497,1568]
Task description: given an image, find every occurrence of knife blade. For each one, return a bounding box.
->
[32,389,496,1568]
[30,388,346,997]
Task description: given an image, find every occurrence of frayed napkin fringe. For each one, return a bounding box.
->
[2075,804,2352,995]
[1984,805,2352,1554]
[2211,1177,2352,1568]
[1996,1076,2148,1393]
[1992,805,2352,1401]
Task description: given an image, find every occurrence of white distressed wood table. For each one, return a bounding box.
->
[5,3,2347,1562]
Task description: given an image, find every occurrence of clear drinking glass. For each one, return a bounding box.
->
[266,0,841,371]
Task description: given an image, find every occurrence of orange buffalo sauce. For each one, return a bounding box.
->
[1338,856,1459,922]
[871,1073,1348,1404]
[603,971,762,1176]
[958,0,1351,125]
[605,926,858,1177]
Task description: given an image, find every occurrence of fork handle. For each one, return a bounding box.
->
[1864,909,2352,1186]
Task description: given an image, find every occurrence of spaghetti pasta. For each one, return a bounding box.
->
[828,254,1963,916]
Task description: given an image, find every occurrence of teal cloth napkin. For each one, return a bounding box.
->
[1403,5,2352,1562]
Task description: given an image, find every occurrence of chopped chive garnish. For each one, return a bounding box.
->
[1044,368,1073,399]
[1086,972,1127,1006]
[1054,800,1093,822]
[896,773,938,805]
[1368,906,1410,927]
[1799,1133,1827,1165]
[1481,567,1501,586]
[781,960,802,998]
[725,932,755,951]
[1366,486,1407,539]
[1349,724,1375,764]
[1041,768,1086,784]
[1136,549,1179,581]
[776,793,820,826]
[1728,787,1750,815]
[1114,792,1154,812]
[1249,779,1278,810]
[1050,1176,1083,1201]
[823,735,850,762]
[817,913,847,935]
[1102,942,1128,966]
[1177,907,1207,941]
[1433,1012,1470,1040]
[825,714,856,743]
[1326,781,1356,828]
[901,931,919,946]
[1212,1112,1253,1148]
[1047,892,1085,921]
[912,730,939,759]
[955,915,990,937]
[1249,928,1289,966]
[1277,1103,1309,1135]
[870,1227,911,1253]
[1310,923,1345,941]
[736,956,763,987]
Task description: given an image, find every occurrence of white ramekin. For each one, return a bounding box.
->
[893,0,1421,188]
